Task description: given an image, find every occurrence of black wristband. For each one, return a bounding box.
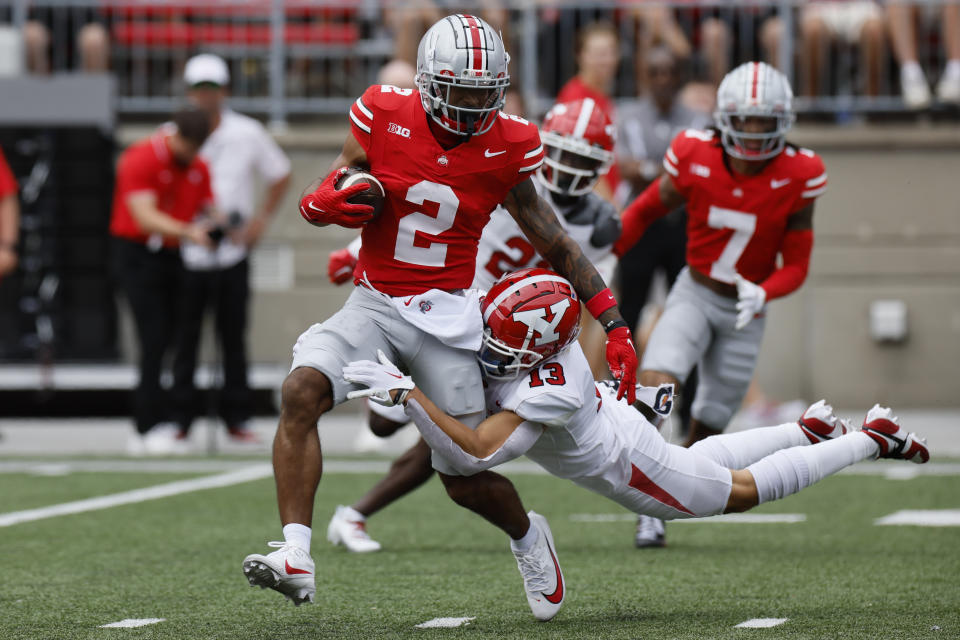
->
[603,319,629,334]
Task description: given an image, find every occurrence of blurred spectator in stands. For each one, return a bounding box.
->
[558,20,621,199]
[109,108,215,456]
[385,2,509,68]
[0,146,18,282]
[377,58,416,90]
[680,7,782,113]
[800,2,885,98]
[887,1,960,107]
[172,54,291,446]
[615,46,708,339]
[23,8,108,74]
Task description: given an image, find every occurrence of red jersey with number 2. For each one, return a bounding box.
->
[663,128,827,284]
[348,84,545,296]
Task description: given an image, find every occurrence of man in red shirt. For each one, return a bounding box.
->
[557,21,621,195]
[0,147,19,283]
[109,108,215,455]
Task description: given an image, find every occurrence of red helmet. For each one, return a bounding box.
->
[537,98,615,196]
[478,268,581,379]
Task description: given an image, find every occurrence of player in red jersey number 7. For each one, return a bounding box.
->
[242,14,637,611]
[614,61,828,548]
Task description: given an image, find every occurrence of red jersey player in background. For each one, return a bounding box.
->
[613,61,827,548]
[241,15,637,620]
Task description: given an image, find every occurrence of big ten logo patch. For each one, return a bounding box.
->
[388,123,411,138]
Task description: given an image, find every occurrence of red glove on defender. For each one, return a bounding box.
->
[299,167,374,229]
[327,247,357,285]
[585,289,638,403]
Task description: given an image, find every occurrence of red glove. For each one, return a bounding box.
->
[327,247,357,285]
[605,325,638,403]
[299,167,374,229]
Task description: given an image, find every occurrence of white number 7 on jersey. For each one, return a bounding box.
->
[707,206,757,284]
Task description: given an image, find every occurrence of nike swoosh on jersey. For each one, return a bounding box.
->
[484,149,507,157]
[770,178,791,189]
[285,559,312,575]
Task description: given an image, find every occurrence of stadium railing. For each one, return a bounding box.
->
[0,0,954,124]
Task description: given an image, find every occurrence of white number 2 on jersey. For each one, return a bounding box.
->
[395,180,459,267]
[707,206,757,283]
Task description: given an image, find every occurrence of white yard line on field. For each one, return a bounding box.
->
[99,619,165,628]
[0,464,273,528]
[875,509,960,527]
[734,618,789,628]
[415,617,476,629]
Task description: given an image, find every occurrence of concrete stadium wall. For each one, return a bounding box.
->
[117,125,960,408]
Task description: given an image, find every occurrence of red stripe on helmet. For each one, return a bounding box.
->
[464,15,483,74]
[750,62,759,103]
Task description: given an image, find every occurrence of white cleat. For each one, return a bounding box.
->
[242,542,315,606]
[512,511,564,622]
[861,405,930,464]
[326,505,381,553]
[634,514,666,548]
[797,399,849,444]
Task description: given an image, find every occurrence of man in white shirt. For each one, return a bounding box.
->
[172,54,291,443]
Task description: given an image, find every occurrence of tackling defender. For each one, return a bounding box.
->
[344,268,929,621]
[241,15,638,615]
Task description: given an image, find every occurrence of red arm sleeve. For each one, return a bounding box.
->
[760,228,813,300]
[612,176,671,257]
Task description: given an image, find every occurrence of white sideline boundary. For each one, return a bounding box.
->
[0,464,272,528]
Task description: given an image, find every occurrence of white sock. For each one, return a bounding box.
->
[747,432,878,504]
[902,61,925,83]
[283,523,312,552]
[689,423,808,469]
[944,59,960,80]
[510,520,539,552]
[342,506,367,522]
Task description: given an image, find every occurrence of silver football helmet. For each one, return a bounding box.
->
[714,61,796,161]
[416,14,511,137]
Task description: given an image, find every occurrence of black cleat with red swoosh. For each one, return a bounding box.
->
[511,511,564,621]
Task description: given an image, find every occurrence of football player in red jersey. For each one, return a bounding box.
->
[242,16,637,615]
[324,97,621,555]
[613,61,828,548]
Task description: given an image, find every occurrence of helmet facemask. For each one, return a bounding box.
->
[716,111,793,161]
[419,74,508,137]
[537,132,612,196]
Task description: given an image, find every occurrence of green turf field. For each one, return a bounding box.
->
[1,461,957,639]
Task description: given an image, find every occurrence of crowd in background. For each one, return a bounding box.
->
[1,1,959,114]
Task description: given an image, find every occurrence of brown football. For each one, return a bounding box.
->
[335,167,385,221]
